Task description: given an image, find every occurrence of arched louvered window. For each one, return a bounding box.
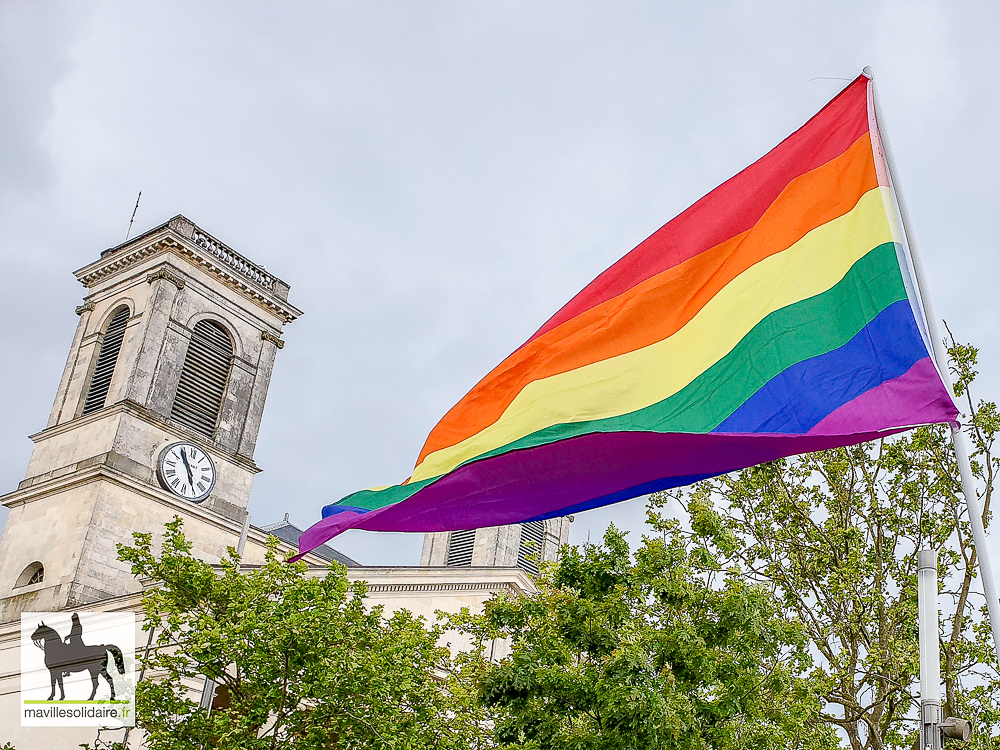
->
[15,561,44,587]
[171,320,234,438]
[517,521,546,575]
[446,529,476,567]
[81,306,130,415]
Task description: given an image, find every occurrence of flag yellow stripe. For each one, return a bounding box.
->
[411,186,894,482]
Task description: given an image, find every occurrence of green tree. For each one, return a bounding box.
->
[652,338,1000,750]
[451,524,837,750]
[116,517,490,750]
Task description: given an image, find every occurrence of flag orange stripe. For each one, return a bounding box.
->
[527,76,871,342]
[416,131,878,464]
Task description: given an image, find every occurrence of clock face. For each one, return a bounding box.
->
[157,442,216,502]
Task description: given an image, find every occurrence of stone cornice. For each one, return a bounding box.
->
[75,217,303,324]
[2,460,226,520]
[363,580,525,595]
[223,564,535,596]
[0,456,331,569]
[26,399,261,475]
[345,566,536,596]
[0,464,291,572]
[78,236,164,286]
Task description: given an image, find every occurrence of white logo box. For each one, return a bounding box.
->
[20,611,136,727]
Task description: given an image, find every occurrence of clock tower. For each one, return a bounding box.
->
[0,216,301,621]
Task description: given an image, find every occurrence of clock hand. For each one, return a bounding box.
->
[180,448,194,486]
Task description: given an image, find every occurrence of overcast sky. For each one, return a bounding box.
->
[2,1,998,566]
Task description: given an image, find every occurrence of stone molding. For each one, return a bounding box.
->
[76,226,302,324]
[0,459,249,542]
[75,301,95,316]
[80,238,163,286]
[168,214,196,240]
[25,399,261,475]
[363,581,523,595]
[175,240,300,323]
[0,590,145,629]
[261,330,285,349]
[17,449,153,492]
[146,267,186,290]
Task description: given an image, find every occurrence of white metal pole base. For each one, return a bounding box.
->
[921,701,943,750]
[919,549,943,750]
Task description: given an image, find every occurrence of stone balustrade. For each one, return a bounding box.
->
[192,229,276,293]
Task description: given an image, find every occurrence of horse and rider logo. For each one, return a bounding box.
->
[31,613,126,700]
[21,611,135,727]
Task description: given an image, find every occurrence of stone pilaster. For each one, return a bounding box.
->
[236,330,282,458]
[215,358,255,455]
[47,302,95,427]
[125,267,185,414]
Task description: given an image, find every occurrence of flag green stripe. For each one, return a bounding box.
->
[480,241,906,446]
[338,241,905,513]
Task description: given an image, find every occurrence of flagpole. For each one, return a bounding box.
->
[864,66,1000,665]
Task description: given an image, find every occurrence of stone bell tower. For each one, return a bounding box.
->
[0,216,301,621]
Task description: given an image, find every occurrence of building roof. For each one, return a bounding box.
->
[256,515,360,567]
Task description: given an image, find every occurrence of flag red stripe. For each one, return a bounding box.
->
[527,75,871,344]
[416,129,877,465]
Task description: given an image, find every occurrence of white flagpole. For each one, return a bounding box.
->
[863,66,1000,665]
[200,512,252,716]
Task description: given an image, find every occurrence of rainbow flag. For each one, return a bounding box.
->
[298,73,957,558]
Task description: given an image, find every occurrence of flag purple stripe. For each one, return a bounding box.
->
[523,471,724,521]
[807,356,953,435]
[298,427,938,554]
[713,300,928,434]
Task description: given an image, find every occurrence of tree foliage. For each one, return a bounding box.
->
[452,524,837,750]
[79,340,1000,750]
[652,338,1000,750]
[116,518,489,750]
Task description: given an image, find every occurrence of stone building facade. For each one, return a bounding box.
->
[0,217,562,748]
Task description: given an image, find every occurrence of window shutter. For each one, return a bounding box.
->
[171,320,234,438]
[81,306,129,415]
[15,561,44,587]
[517,521,546,575]
[446,529,476,567]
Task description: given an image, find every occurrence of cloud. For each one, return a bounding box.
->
[0,2,90,200]
[2,1,999,572]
